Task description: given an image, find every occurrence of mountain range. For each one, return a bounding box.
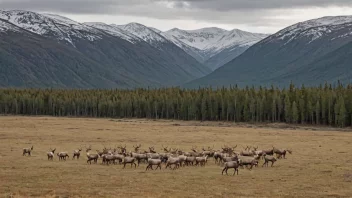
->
[0,9,268,89]
[185,16,352,88]
[1,9,352,89]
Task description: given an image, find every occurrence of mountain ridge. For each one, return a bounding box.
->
[184,15,352,88]
[0,9,210,89]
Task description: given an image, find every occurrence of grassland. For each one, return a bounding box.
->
[0,116,351,198]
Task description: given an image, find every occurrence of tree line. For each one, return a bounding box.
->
[0,83,352,127]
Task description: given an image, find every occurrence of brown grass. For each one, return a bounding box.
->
[0,116,351,198]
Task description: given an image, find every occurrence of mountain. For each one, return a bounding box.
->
[164,27,269,70]
[0,10,210,88]
[184,16,352,88]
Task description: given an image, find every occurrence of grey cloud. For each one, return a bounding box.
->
[163,0,352,11]
[1,0,351,14]
[1,0,352,33]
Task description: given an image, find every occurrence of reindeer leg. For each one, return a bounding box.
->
[123,163,126,169]
[222,167,225,175]
[271,161,274,167]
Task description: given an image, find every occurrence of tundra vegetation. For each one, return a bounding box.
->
[0,116,351,197]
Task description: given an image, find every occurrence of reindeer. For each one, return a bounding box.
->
[146,158,162,171]
[57,152,69,161]
[86,146,99,164]
[47,148,56,160]
[262,155,277,167]
[195,155,208,166]
[165,157,180,170]
[274,148,292,159]
[73,147,83,160]
[185,156,196,166]
[240,145,255,156]
[122,157,136,169]
[177,155,187,167]
[222,161,240,176]
[189,146,201,157]
[23,146,33,156]
[118,145,127,155]
[201,146,215,157]
[238,156,258,170]
[262,147,275,156]
[102,154,116,165]
[131,152,148,166]
[222,155,239,163]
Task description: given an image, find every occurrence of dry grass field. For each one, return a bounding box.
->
[0,116,351,198]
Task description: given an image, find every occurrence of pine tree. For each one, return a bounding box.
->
[292,101,298,123]
[284,94,291,123]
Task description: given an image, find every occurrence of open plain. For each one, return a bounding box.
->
[0,116,351,198]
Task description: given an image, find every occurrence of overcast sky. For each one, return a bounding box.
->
[1,0,352,33]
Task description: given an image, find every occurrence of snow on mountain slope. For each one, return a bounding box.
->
[116,23,168,44]
[184,15,352,88]
[165,27,228,51]
[164,27,269,68]
[84,22,141,43]
[268,15,352,44]
[0,19,21,33]
[0,10,102,45]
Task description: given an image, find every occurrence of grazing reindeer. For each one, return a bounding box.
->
[23,146,33,156]
[86,146,99,164]
[73,147,82,160]
[274,148,292,159]
[222,161,240,176]
[57,152,69,161]
[47,148,56,160]
[263,155,277,167]
[146,158,162,171]
[122,157,136,169]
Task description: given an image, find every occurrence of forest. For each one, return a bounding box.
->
[0,83,351,127]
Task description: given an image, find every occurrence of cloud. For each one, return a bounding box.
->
[1,0,352,33]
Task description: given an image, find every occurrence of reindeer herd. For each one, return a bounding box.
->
[22,144,292,175]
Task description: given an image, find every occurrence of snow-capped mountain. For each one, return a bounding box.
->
[116,23,168,46]
[84,22,141,43]
[184,15,352,88]
[164,27,269,70]
[0,10,102,46]
[0,10,210,89]
[266,16,352,45]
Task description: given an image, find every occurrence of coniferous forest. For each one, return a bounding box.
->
[0,83,352,127]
